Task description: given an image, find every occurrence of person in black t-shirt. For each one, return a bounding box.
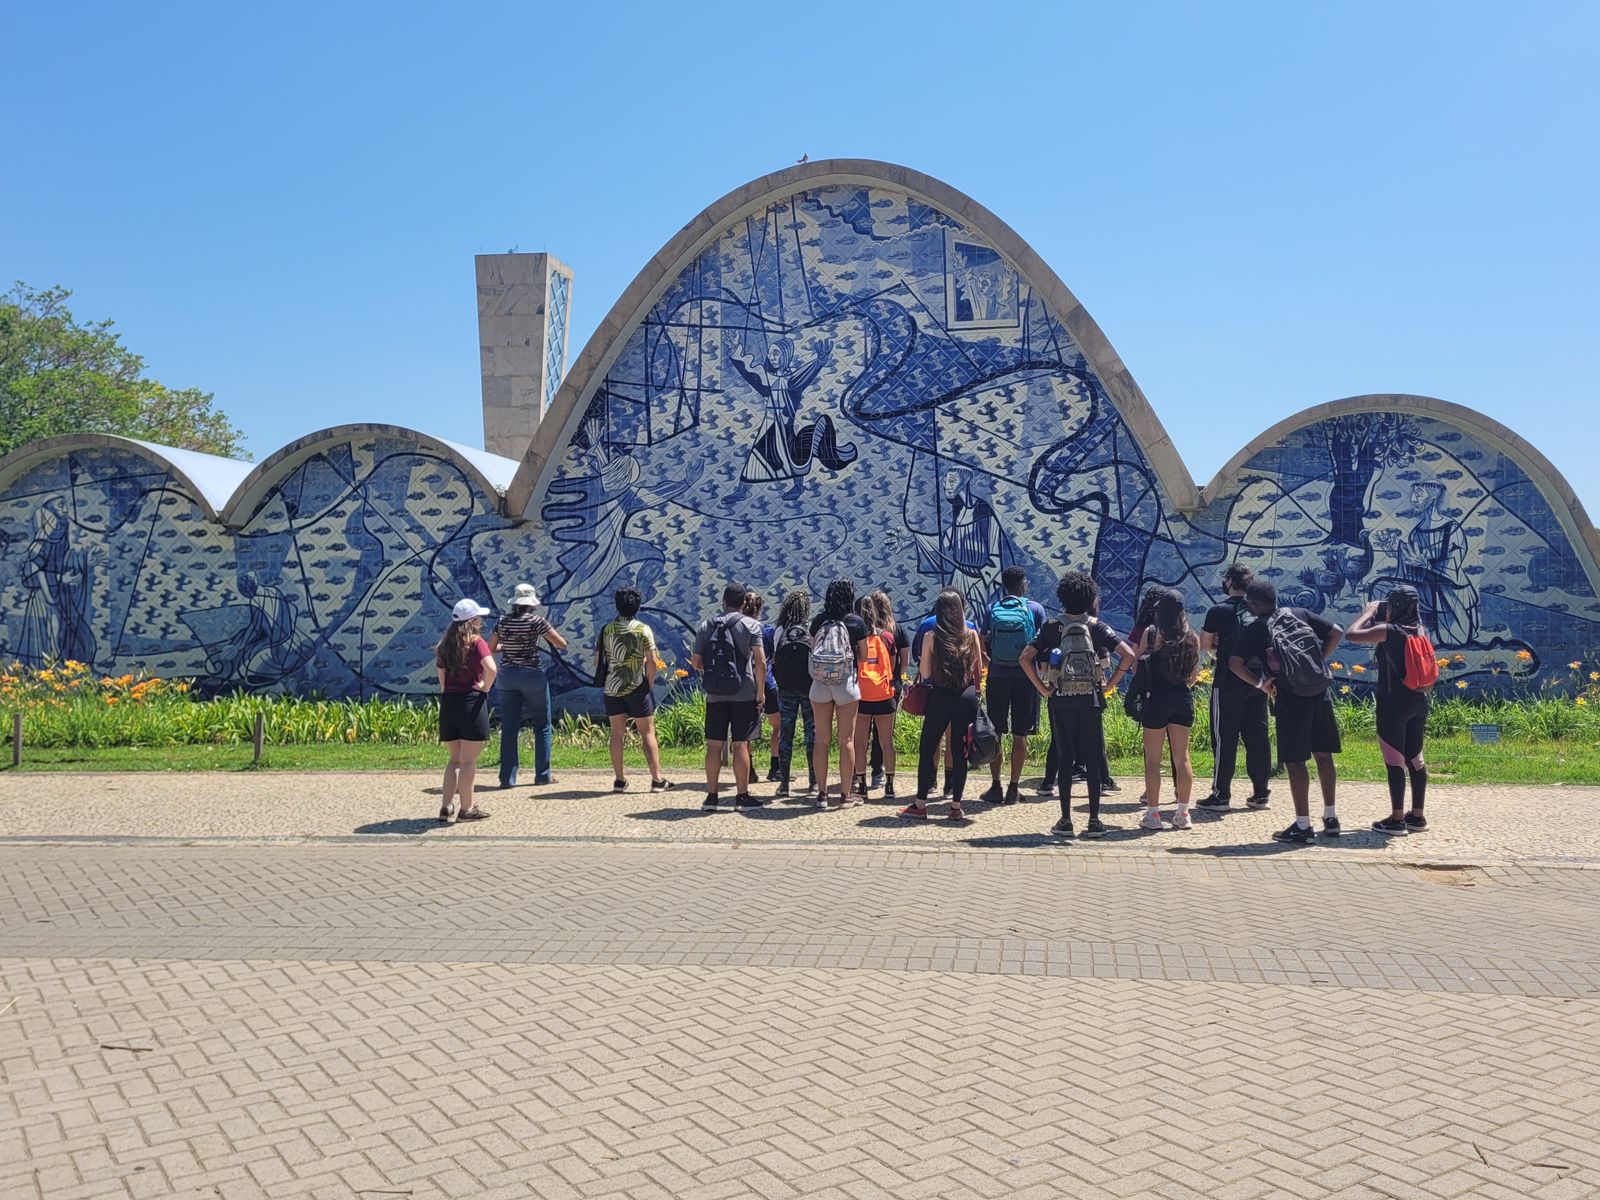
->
[1020,571,1135,840]
[1345,584,1432,835]
[1228,580,1344,844]
[1198,564,1272,811]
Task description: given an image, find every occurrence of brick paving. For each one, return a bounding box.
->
[2,815,1598,1196]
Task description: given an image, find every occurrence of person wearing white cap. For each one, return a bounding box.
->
[436,598,497,822]
[488,583,568,788]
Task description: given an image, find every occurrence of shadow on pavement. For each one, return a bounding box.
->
[353,818,445,836]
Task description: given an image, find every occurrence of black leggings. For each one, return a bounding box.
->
[1049,701,1105,822]
[1376,692,1429,812]
[918,684,978,801]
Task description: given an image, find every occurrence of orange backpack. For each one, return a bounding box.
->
[859,631,896,702]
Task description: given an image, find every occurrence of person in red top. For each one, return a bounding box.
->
[436,599,497,823]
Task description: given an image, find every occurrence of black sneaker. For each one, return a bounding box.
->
[766,759,781,783]
[612,778,628,792]
[702,794,720,811]
[1004,784,1021,805]
[980,783,1005,804]
[1050,819,1076,840]
[853,775,868,798]
[1197,794,1231,811]
[1037,779,1057,796]
[736,793,765,809]
[883,779,897,800]
[1271,822,1315,844]
[775,781,791,798]
[1101,778,1121,794]
[1070,770,1088,784]
[650,779,674,792]
[1372,816,1409,836]
[1082,818,1108,839]
[1245,794,1271,809]
[1404,812,1428,833]
[941,778,954,798]
[1322,816,1341,837]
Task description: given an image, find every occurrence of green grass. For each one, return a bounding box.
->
[7,730,1600,785]
[3,670,1597,784]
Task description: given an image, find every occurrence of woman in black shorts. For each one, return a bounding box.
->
[1135,589,1200,831]
[1345,584,1431,835]
[436,599,497,823]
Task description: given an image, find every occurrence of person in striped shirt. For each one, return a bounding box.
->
[489,583,568,788]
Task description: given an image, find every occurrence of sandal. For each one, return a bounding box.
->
[457,808,490,821]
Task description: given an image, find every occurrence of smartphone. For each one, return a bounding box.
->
[1375,601,1389,622]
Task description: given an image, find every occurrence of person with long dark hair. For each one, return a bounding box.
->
[743,589,783,781]
[1346,584,1433,834]
[898,588,985,821]
[770,589,817,797]
[436,599,497,823]
[1136,589,1201,831]
[809,578,868,807]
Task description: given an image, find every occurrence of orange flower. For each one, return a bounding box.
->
[1570,661,1583,671]
[1352,664,1366,674]
[1329,662,1344,671]
[674,668,689,679]
[1455,680,1468,690]
[1516,650,1533,662]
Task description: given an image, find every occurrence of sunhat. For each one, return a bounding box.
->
[451,599,492,622]
[511,583,541,607]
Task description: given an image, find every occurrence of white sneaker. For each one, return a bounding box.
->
[1139,809,1167,831]
[1170,808,1192,830]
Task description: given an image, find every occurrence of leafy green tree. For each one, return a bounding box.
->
[0,282,245,458]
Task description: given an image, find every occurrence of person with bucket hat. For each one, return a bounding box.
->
[489,583,568,788]
[436,599,497,822]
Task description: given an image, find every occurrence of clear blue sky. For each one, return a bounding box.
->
[4,3,1596,512]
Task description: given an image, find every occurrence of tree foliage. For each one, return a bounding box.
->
[0,282,245,458]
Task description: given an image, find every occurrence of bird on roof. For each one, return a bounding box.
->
[796,154,808,164]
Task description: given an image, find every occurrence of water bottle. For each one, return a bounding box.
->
[1047,647,1062,691]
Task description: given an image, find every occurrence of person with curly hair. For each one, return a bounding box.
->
[1135,589,1201,831]
[898,588,985,821]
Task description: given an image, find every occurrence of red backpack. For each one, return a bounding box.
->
[1399,626,1439,692]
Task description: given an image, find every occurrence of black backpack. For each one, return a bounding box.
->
[1264,608,1332,698]
[701,614,748,697]
[772,623,812,693]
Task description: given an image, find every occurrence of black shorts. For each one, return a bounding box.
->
[603,681,656,720]
[1142,690,1195,730]
[1274,690,1342,763]
[985,672,1040,736]
[706,699,761,743]
[439,691,490,742]
[858,697,897,716]
[763,688,781,716]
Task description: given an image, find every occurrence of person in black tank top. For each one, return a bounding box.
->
[1198,564,1272,811]
[1346,585,1432,835]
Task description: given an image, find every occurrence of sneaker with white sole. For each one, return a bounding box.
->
[1139,809,1167,831]
[1372,816,1408,835]
[1170,808,1192,830]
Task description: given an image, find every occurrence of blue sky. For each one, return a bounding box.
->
[4,3,1596,512]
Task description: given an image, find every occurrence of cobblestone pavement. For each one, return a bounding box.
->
[2,769,1597,866]
[3,840,1599,1199]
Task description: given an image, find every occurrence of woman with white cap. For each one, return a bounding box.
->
[489,582,568,788]
[437,599,497,822]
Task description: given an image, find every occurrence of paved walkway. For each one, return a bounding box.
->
[1,769,1596,866]
[3,775,1598,1198]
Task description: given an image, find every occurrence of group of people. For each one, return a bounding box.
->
[432,564,1437,842]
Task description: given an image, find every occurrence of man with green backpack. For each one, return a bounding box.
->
[980,566,1048,805]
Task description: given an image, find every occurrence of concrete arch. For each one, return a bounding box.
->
[505,158,1202,518]
[218,423,519,527]
[1202,393,1600,579]
[0,434,252,522]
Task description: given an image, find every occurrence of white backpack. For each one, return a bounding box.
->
[808,620,855,684]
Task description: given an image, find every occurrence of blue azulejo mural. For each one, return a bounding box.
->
[0,166,1595,709]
